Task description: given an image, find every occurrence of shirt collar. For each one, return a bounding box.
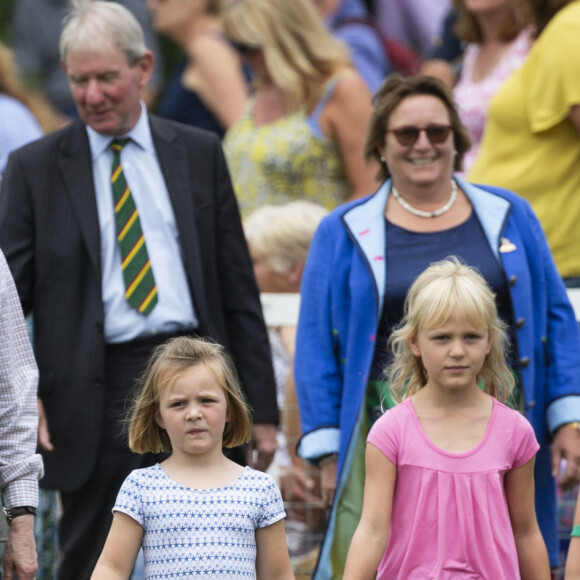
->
[86,102,154,160]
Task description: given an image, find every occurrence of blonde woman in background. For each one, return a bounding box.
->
[244,201,328,577]
[223,0,378,218]
[147,0,248,136]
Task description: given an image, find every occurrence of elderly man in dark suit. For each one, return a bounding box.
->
[0,2,278,578]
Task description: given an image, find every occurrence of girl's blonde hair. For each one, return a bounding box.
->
[243,201,328,275]
[128,337,253,454]
[223,0,351,109]
[388,257,514,403]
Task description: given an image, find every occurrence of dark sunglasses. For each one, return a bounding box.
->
[387,124,452,146]
[230,40,260,58]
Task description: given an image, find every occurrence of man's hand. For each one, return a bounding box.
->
[246,424,277,472]
[37,397,54,451]
[279,464,326,524]
[2,514,37,579]
[552,424,580,490]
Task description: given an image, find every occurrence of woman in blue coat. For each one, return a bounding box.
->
[295,74,580,579]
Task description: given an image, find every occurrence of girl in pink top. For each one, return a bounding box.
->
[343,257,550,580]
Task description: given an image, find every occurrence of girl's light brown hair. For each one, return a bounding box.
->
[387,257,514,403]
[128,337,253,454]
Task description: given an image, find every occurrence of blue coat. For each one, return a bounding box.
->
[295,176,580,568]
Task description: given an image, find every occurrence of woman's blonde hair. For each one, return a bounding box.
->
[128,337,253,454]
[223,0,351,109]
[244,201,328,275]
[0,41,62,134]
[388,257,514,403]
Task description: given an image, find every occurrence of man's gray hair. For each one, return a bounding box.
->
[60,0,147,66]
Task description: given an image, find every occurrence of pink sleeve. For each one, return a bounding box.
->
[511,412,540,469]
[367,407,401,465]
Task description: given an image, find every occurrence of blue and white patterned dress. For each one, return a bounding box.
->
[114,464,286,579]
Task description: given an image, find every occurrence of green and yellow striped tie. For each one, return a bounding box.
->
[110,138,158,315]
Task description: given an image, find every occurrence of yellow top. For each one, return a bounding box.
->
[223,77,350,218]
[469,1,580,278]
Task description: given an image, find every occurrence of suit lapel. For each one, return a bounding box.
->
[59,121,102,274]
[149,116,208,323]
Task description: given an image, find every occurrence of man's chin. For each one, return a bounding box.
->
[85,114,119,136]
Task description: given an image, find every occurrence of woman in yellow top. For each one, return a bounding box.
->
[222,0,378,218]
[469,0,580,281]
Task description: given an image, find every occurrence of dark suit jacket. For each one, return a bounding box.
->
[0,116,278,491]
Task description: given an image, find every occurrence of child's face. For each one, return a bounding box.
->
[409,308,492,394]
[156,364,229,460]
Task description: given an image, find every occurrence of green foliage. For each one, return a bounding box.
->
[0,0,15,43]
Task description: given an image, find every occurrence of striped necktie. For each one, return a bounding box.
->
[110,138,158,315]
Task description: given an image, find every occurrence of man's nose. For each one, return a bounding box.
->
[85,78,105,104]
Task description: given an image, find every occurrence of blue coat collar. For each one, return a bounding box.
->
[341,175,512,313]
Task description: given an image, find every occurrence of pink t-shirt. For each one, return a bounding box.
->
[367,397,539,580]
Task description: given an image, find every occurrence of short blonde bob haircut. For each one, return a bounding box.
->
[223,0,351,109]
[128,337,253,454]
[388,257,514,404]
[365,74,472,182]
[244,201,328,275]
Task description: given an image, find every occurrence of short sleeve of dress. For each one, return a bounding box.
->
[113,470,145,526]
[367,405,402,465]
[510,411,540,470]
[523,4,580,132]
[256,472,286,529]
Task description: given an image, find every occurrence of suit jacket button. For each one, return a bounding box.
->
[519,357,530,368]
[516,317,525,328]
[93,380,102,389]
[509,274,517,286]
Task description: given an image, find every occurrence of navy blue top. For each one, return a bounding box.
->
[370,212,514,380]
[157,58,225,137]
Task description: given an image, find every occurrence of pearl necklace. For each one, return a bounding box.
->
[391,179,457,218]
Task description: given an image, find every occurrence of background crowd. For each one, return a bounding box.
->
[0,0,579,578]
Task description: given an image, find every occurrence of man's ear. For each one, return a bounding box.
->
[137,50,154,89]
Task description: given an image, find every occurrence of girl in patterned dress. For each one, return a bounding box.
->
[343,258,550,579]
[91,337,294,580]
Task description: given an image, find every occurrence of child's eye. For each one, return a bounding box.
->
[171,401,185,408]
[201,398,216,404]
